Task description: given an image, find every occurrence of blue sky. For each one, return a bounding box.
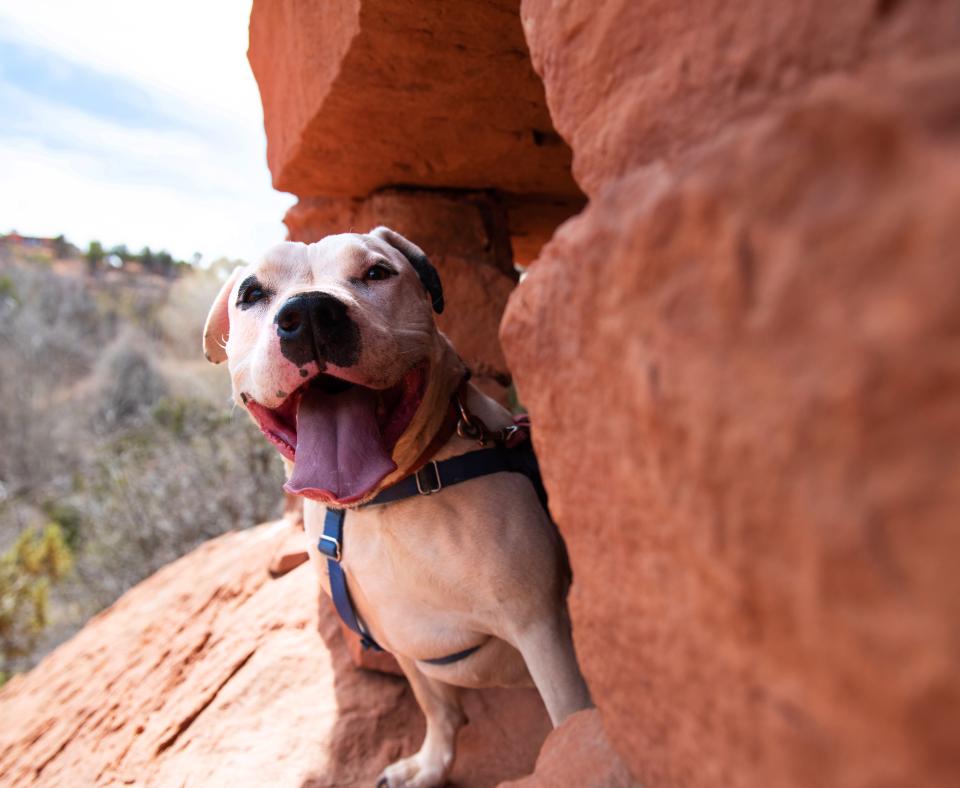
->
[0,0,294,263]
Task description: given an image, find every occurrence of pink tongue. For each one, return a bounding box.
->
[284,384,397,503]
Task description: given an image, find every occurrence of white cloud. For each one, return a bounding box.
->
[0,0,259,121]
[0,141,284,263]
[0,0,294,262]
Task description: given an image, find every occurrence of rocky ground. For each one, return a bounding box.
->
[0,520,630,787]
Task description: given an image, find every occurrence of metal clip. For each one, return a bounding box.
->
[456,392,495,446]
[497,424,520,444]
[318,534,342,562]
[415,460,442,495]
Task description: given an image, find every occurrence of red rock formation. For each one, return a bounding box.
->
[247,0,586,407]
[519,0,960,197]
[247,0,579,200]
[246,1,960,784]
[499,3,960,785]
[0,523,550,786]
[8,3,950,786]
[501,709,634,788]
[247,0,585,268]
[504,69,960,786]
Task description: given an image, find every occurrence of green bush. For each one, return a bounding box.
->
[0,524,73,682]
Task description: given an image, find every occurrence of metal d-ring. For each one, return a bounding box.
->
[455,393,487,443]
[456,418,483,441]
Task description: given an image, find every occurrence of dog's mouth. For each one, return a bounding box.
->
[245,364,427,504]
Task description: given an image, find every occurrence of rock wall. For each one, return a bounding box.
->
[500,2,960,787]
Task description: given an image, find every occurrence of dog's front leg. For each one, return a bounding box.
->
[514,612,593,727]
[377,655,466,788]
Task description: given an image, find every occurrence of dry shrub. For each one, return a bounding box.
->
[0,258,284,672]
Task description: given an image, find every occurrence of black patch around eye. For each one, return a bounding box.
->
[236,275,271,309]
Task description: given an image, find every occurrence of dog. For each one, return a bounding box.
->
[203,227,591,787]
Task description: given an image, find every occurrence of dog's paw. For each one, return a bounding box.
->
[375,751,451,788]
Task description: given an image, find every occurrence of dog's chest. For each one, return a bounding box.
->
[303,471,557,643]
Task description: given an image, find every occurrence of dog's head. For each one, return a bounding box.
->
[203,227,463,505]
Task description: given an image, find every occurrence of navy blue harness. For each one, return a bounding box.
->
[317,436,547,663]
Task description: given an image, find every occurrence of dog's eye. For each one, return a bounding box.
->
[364,263,394,281]
[237,276,270,309]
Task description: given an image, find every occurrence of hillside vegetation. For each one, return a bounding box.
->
[0,243,284,680]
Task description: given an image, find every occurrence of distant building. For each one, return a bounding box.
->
[1,232,75,258]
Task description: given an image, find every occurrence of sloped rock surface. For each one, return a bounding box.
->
[0,523,551,786]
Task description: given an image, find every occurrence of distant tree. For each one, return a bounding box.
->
[139,246,154,271]
[85,240,104,276]
[53,234,70,260]
[154,250,175,278]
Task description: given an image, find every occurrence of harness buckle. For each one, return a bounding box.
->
[415,460,442,495]
[498,424,520,443]
[318,534,342,562]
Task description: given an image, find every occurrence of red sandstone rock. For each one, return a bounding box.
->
[337,619,404,677]
[247,3,960,786]
[501,68,960,788]
[499,709,635,788]
[248,0,584,266]
[520,0,960,196]
[248,0,581,202]
[267,522,309,577]
[0,522,550,786]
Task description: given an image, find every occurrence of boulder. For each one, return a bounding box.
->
[247,0,580,201]
[520,0,960,196]
[501,709,635,788]
[500,66,960,788]
[0,522,551,786]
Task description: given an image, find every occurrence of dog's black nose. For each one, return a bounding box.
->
[275,292,360,368]
[276,293,347,340]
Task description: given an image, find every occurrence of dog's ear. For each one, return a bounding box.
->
[369,226,444,314]
[202,267,242,364]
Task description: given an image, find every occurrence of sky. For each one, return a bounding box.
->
[0,0,294,264]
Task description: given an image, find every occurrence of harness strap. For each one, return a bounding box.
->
[317,434,548,662]
[421,643,484,665]
[362,441,546,509]
[319,508,382,651]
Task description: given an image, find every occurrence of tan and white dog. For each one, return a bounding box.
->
[203,227,591,787]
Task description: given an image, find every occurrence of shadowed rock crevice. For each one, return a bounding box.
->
[154,647,256,755]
